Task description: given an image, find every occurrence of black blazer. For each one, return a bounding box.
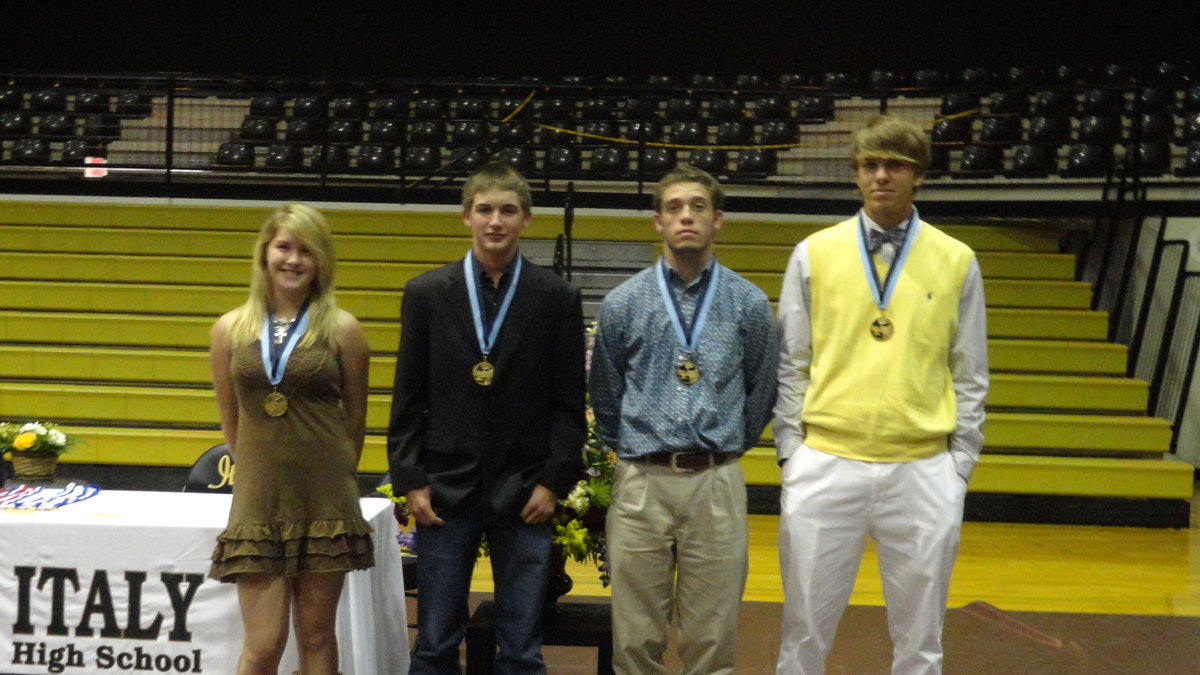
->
[387,255,587,518]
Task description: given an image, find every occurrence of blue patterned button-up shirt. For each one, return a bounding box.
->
[589,258,779,458]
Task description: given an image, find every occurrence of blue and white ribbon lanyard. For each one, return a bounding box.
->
[259,300,310,416]
[856,208,919,342]
[655,258,720,385]
[0,482,101,510]
[464,252,523,387]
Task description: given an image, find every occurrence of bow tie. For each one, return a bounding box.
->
[867,228,907,253]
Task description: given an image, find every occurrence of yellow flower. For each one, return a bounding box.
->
[12,432,37,451]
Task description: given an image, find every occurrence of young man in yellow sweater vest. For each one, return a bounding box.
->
[773,115,989,674]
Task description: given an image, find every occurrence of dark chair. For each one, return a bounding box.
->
[182,443,235,494]
[214,141,254,167]
[912,69,945,89]
[1032,90,1076,117]
[979,116,1020,144]
[327,119,362,143]
[61,139,104,165]
[1184,85,1200,112]
[1183,112,1200,142]
[537,98,574,120]
[330,97,365,119]
[1027,115,1071,145]
[760,120,798,145]
[1002,66,1036,88]
[451,120,488,146]
[116,92,152,117]
[311,144,349,172]
[409,121,446,145]
[37,113,73,137]
[292,96,326,119]
[403,146,439,172]
[498,120,533,144]
[735,148,776,174]
[926,146,950,177]
[665,98,700,121]
[0,111,30,136]
[867,70,900,91]
[1133,112,1175,142]
[32,89,66,112]
[581,98,616,121]
[715,121,753,145]
[588,146,627,174]
[544,146,581,175]
[82,114,119,140]
[689,74,721,89]
[1051,64,1084,84]
[779,73,808,89]
[638,147,676,177]
[264,144,304,170]
[625,96,656,121]
[960,67,992,91]
[1177,141,1200,177]
[250,95,284,117]
[493,146,534,174]
[1080,88,1125,115]
[708,97,741,121]
[988,92,1027,116]
[1128,141,1171,177]
[455,98,487,120]
[1008,144,1058,177]
[1100,62,1136,83]
[582,120,616,140]
[285,118,319,142]
[368,120,402,143]
[797,96,835,121]
[941,93,977,117]
[1136,87,1174,111]
[240,117,277,141]
[647,75,676,86]
[10,138,50,164]
[753,97,788,120]
[669,121,705,146]
[954,144,1002,177]
[688,148,727,174]
[372,97,404,119]
[1076,114,1121,143]
[0,90,21,111]
[357,144,396,172]
[74,92,110,114]
[625,120,662,143]
[448,147,487,173]
[822,71,855,88]
[539,121,573,145]
[932,117,971,144]
[733,74,763,89]
[1062,143,1113,177]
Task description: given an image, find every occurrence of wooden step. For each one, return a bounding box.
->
[989,339,1128,375]
[983,412,1171,457]
[0,345,400,390]
[51,425,391,473]
[0,251,436,289]
[0,280,405,321]
[989,308,1109,340]
[711,244,1076,280]
[740,448,1193,499]
[0,382,394,430]
[988,374,1147,413]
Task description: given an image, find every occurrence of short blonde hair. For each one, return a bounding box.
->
[462,162,532,213]
[230,203,339,349]
[850,115,931,172]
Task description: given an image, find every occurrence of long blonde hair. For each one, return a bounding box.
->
[229,203,339,349]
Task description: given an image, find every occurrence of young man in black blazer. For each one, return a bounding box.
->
[388,163,587,674]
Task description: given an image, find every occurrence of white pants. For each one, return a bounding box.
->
[607,458,748,675]
[776,444,967,675]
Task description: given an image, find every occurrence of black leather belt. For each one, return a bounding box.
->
[632,452,735,472]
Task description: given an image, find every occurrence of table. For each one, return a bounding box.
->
[0,490,409,674]
[466,600,614,674]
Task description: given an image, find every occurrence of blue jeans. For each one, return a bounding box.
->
[409,511,551,675]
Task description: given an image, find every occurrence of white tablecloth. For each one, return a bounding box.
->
[0,490,409,674]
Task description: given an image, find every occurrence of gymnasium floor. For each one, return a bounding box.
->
[449,488,1200,673]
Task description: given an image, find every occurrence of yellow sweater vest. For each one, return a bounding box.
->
[803,217,974,462]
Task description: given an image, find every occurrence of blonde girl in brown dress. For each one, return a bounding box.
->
[209,203,374,675]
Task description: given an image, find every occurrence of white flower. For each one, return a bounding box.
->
[564,483,591,514]
[19,423,47,435]
[46,429,67,447]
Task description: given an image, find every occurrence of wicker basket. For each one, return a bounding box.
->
[11,452,59,481]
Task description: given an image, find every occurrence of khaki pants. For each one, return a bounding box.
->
[606,458,748,675]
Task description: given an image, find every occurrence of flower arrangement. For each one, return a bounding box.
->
[1,421,76,457]
[552,408,617,586]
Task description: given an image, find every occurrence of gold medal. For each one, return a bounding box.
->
[870,316,894,342]
[264,391,289,417]
[472,360,495,387]
[676,359,700,385]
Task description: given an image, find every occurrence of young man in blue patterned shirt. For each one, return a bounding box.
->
[590,165,779,674]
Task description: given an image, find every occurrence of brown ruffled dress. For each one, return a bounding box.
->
[209,339,374,581]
